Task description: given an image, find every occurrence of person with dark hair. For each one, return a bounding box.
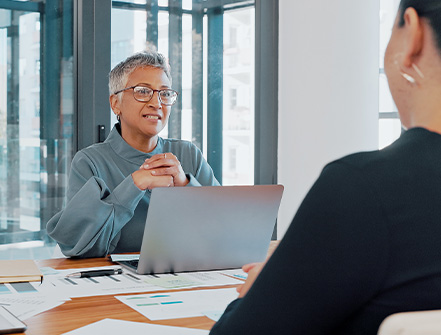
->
[47,51,219,258]
[210,1,441,334]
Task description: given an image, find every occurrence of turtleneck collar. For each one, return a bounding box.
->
[104,123,164,164]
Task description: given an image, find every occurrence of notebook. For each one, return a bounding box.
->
[118,185,284,275]
[0,259,43,283]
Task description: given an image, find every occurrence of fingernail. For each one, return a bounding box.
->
[151,170,155,175]
[144,164,149,168]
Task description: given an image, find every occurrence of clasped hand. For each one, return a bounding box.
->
[132,153,189,190]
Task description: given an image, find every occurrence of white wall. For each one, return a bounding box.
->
[278,0,380,236]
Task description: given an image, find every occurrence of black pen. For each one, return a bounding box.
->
[66,268,123,278]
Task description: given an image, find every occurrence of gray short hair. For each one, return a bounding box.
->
[109,50,172,96]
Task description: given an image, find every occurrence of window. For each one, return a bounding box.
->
[379,0,402,149]
[0,0,278,253]
[111,0,255,185]
[0,1,74,247]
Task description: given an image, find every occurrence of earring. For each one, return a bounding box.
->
[400,72,416,84]
[411,63,424,79]
[115,114,120,122]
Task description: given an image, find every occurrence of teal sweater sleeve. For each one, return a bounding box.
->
[46,151,146,257]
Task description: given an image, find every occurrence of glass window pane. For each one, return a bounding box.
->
[379,0,401,149]
[222,7,254,185]
[0,1,74,252]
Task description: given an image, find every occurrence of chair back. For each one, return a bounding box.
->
[378,310,441,335]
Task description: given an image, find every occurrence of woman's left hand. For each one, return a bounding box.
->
[140,153,189,187]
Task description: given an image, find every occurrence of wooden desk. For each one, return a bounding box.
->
[14,241,279,334]
[16,256,230,335]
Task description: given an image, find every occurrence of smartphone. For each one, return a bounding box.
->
[0,306,27,334]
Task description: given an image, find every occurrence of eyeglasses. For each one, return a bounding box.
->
[114,85,179,106]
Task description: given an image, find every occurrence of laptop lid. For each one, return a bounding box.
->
[136,185,284,275]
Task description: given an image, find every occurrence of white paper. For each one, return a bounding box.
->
[143,271,243,289]
[0,265,242,324]
[5,299,66,320]
[0,286,69,321]
[219,269,248,280]
[0,281,70,320]
[180,271,244,286]
[63,318,209,335]
[43,266,244,298]
[0,281,68,300]
[116,288,238,321]
[43,265,163,298]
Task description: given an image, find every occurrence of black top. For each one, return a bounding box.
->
[210,127,441,335]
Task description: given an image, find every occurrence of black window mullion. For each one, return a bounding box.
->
[76,0,111,150]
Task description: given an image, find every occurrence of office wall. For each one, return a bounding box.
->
[277,0,380,236]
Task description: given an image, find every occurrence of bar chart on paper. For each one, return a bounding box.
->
[116,288,239,320]
[44,266,244,298]
[47,269,163,298]
[0,281,68,321]
[0,284,8,294]
[0,282,39,295]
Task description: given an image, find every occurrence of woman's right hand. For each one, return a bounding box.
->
[236,262,265,298]
[132,169,174,190]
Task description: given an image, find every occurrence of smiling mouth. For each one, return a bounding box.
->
[143,115,161,120]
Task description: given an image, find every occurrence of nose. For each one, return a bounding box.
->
[148,90,162,108]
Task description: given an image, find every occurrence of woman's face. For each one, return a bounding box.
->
[114,66,172,142]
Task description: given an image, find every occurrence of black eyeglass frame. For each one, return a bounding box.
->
[114,85,179,106]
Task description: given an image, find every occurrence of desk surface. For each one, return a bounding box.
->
[19,257,220,335]
[15,241,278,334]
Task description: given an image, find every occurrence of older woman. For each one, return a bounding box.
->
[210,0,441,334]
[47,51,219,258]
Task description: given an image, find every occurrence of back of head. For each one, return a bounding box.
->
[399,0,441,53]
[109,50,172,96]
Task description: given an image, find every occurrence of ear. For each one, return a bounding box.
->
[109,94,121,114]
[402,7,424,68]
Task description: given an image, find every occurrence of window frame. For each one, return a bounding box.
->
[0,0,279,245]
[81,0,278,185]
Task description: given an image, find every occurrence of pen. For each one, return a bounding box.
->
[66,268,123,278]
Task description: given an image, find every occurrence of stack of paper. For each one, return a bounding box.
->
[0,266,70,320]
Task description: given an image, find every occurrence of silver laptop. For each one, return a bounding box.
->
[120,185,284,274]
